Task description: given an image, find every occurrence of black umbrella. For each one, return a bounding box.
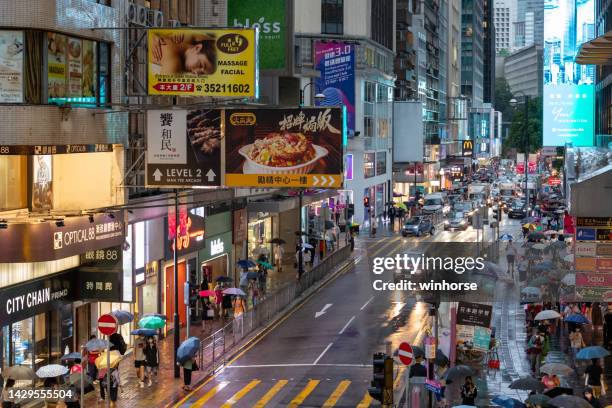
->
[269,238,286,245]
[69,373,95,394]
[509,376,545,392]
[444,365,474,381]
[544,387,574,398]
[525,394,551,406]
[246,272,259,280]
[548,395,590,408]
[325,220,335,230]
[216,276,233,283]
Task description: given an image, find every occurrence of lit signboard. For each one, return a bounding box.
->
[543,0,595,146]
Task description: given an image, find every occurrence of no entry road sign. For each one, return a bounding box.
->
[97,313,118,336]
[398,342,414,366]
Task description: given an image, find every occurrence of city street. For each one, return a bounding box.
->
[174,217,523,407]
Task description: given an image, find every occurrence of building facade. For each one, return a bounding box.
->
[483,0,496,104]
[494,0,517,54]
[504,44,543,97]
[461,0,485,108]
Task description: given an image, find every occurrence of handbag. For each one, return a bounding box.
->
[488,350,500,369]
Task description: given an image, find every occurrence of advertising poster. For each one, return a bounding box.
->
[32,155,53,210]
[81,39,95,97]
[228,0,285,70]
[146,109,222,187]
[314,41,355,132]
[147,28,257,97]
[543,0,595,146]
[224,107,344,188]
[67,37,82,97]
[47,32,67,99]
[0,30,24,103]
[456,301,493,328]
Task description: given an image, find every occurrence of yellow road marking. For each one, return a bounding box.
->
[174,237,403,407]
[191,381,229,408]
[356,392,372,408]
[253,380,289,408]
[322,380,351,407]
[221,379,261,407]
[288,379,320,407]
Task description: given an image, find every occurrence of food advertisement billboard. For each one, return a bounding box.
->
[146,109,222,187]
[227,0,285,70]
[0,30,23,103]
[224,108,344,188]
[543,0,595,146]
[47,32,67,100]
[147,28,257,97]
[314,42,355,132]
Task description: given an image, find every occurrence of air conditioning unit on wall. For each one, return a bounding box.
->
[148,10,164,27]
[127,2,147,26]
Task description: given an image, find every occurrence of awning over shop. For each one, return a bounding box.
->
[577,31,612,65]
[246,190,338,214]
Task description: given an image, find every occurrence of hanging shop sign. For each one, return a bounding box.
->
[576,272,612,287]
[596,243,612,256]
[0,212,124,263]
[224,107,344,188]
[146,109,221,187]
[200,231,232,261]
[576,228,597,241]
[575,242,597,257]
[79,271,122,301]
[456,301,492,328]
[228,0,286,70]
[164,210,206,259]
[0,30,24,103]
[577,217,612,227]
[147,28,257,97]
[462,140,474,157]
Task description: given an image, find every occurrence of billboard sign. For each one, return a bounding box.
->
[314,42,355,132]
[32,155,53,210]
[543,0,595,146]
[147,28,257,97]
[462,140,474,157]
[146,109,222,187]
[224,108,344,188]
[228,0,285,70]
[0,30,23,103]
[393,101,424,163]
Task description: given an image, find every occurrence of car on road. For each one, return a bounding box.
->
[422,194,445,214]
[444,212,468,231]
[401,216,435,237]
[508,201,527,219]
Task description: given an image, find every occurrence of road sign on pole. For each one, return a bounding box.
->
[398,342,414,366]
[97,314,118,336]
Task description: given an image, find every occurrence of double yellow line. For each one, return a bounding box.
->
[173,236,405,407]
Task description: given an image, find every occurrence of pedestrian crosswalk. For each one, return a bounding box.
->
[181,378,377,407]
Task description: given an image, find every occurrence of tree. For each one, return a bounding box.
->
[503,97,543,156]
[494,77,514,122]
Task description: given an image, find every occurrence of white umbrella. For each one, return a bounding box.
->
[521,286,541,296]
[36,364,68,378]
[544,230,558,235]
[533,243,547,250]
[561,274,575,286]
[534,310,561,321]
[223,287,246,296]
[301,243,314,249]
[563,254,574,262]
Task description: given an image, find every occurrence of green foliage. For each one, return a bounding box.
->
[503,97,543,156]
[494,77,514,122]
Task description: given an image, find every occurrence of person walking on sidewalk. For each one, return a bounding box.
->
[99,368,121,407]
[179,357,197,391]
[143,336,159,387]
[527,331,544,375]
[460,376,478,406]
[133,335,146,388]
[506,239,518,277]
[585,359,606,398]
[85,335,100,382]
[201,298,214,332]
[583,388,602,408]
[569,327,585,367]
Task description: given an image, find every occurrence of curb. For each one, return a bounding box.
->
[168,254,356,407]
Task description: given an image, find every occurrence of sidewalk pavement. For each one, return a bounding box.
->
[79,242,353,407]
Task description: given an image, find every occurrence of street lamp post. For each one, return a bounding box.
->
[297,83,326,276]
[509,93,530,213]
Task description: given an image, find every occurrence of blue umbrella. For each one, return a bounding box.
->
[564,314,590,325]
[60,352,82,362]
[576,346,610,360]
[237,259,256,269]
[177,337,200,363]
[111,310,134,325]
[130,329,157,337]
[85,338,109,351]
[500,234,513,241]
[492,395,526,408]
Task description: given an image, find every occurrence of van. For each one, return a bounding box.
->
[422,193,444,213]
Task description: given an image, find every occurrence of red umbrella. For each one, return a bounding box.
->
[199,290,216,298]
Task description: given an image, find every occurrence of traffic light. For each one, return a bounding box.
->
[364,196,370,207]
[368,353,393,405]
[491,206,500,228]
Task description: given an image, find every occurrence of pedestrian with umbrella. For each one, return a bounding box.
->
[132,334,146,388]
[584,358,606,398]
[84,335,106,382]
[201,296,214,332]
[460,376,478,405]
[526,331,545,375]
[177,337,199,391]
[143,336,159,387]
[569,326,586,367]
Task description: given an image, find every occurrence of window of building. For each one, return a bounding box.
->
[321,0,343,35]
[376,151,386,176]
[364,152,375,178]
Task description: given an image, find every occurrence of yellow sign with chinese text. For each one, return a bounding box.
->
[147,28,257,97]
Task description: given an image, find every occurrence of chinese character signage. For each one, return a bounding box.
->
[228,0,286,70]
[314,42,355,132]
[0,30,24,103]
[147,28,257,97]
[146,109,221,187]
[224,108,344,188]
[543,0,595,146]
[456,301,492,327]
[79,271,121,301]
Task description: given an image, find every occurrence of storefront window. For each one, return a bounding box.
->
[376,184,384,216]
[6,318,33,368]
[0,155,27,211]
[248,218,272,263]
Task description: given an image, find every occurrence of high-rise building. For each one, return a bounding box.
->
[494,0,517,53]
[516,0,544,47]
[461,0,485,108]
[483,0,496,104]
[504,44,543,97]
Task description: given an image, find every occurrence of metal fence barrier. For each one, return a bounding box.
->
[197,245,352,373]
